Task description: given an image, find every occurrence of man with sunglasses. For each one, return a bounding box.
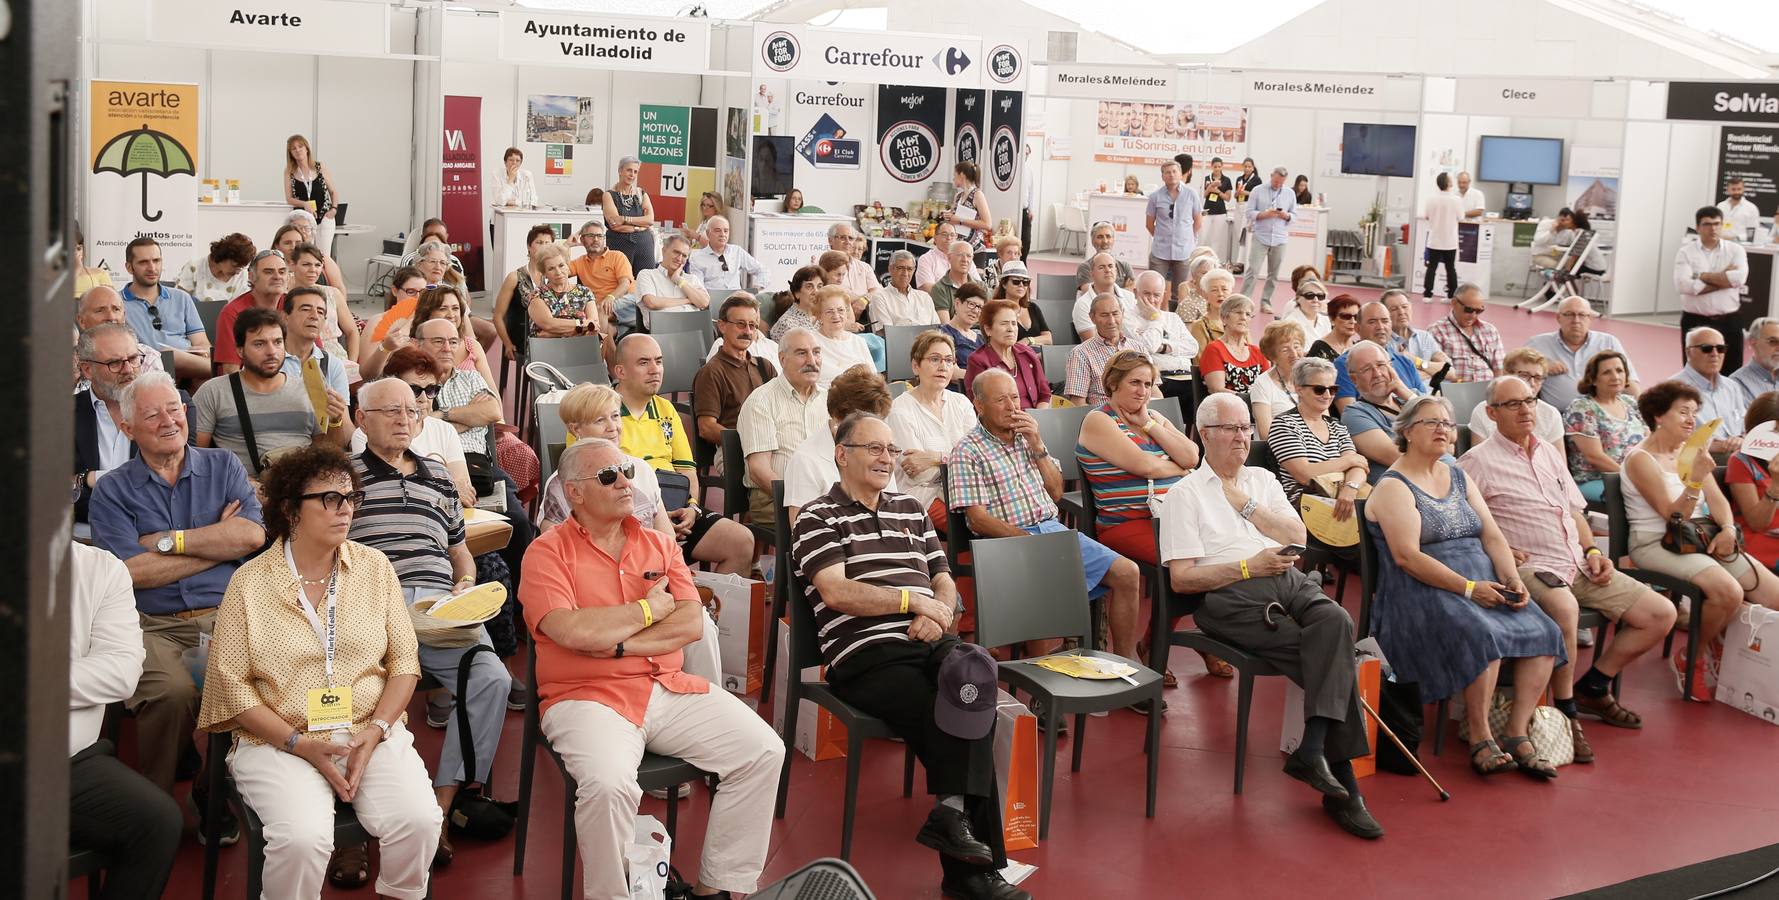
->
[521,438,784,900]
[346,377,510,869]
[213,248,290,375]
[1427,283,1504,383]
[1379,289,1448,382]
[89,371,264,839]
[1672,326,1752,457]
[688,215,765,293]
[119,236,212,380]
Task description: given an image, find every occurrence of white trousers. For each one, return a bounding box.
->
[542,684,784,900]
[315,215,337,261]
[228,722,442,900]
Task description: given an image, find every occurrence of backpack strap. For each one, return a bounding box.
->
[228,373,263,476]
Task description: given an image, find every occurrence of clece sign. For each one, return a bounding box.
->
[148,0,390,55]
[757,24,997,90]
[499,10,711,73]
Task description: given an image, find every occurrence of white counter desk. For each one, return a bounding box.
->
[488,206,604,289]
[190,201,372,284]
[749,212,853,292]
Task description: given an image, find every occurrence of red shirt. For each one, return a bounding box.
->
[211,291,283,367]
[519,514,707,724]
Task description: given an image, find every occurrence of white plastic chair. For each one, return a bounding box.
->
[1055,203,1088,255]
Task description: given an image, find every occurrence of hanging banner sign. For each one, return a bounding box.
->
[1241,72,1403,110]
[954,89,984,168]
[759,24,1009,90]
[1717,127,1779,212]
[149,0,389,55]
[441,95,486,292]
[989,90,1022,192]
[1667,82,1779,124]
[87,80,200,274]
[877,85,948,184]
[1453,78,1593,119]
[1044,63,1178,103]
[1094,100,1248,167]
[499,9,710,73]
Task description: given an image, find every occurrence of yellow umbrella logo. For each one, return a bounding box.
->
[93,124,195,222]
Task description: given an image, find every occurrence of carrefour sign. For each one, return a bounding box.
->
[755,25,1023,91]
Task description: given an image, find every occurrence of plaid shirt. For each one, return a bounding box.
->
[946,424,1057,528]
[1427,316,1504,383]
[1064,332,1152,404]
[1456,432,1588,581]
[437,369,495,456]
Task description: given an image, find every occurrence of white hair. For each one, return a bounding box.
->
[705,214,730,230]
[826,221,856,240]
[617,155,640,169]
[1685,326,1725,347]
[357,377,411,408]
[560,438,622,481]
[286,208,317,227]
[118,371,178,423]
[1201,268,1234,291]
[949,240,973,255]
[971,366,1016,401]
[1195,392,1249,429]
[890,249,917,266]
[1135,269,1168,291]
[416,240,451,259]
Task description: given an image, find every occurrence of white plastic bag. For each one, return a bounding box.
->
[1716,602,1779,726]
[625,814,672,900]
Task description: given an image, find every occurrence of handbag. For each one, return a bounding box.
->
[1456,691,1575,769]
[447,644,519,840]
[1661,513,1737,559]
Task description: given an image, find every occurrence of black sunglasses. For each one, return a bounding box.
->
[1331,312,1357,321]
[150,308,163,332]
[1691,343,1728,354]
[1301,384,1335,396]
[409,383,443,399]
[1298,291,1326,301]
[301,490,366,511]
[1459,304,1486,315]
[571,462,636,486]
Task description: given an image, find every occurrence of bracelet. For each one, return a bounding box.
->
[1464,580,1477,600]
[637,597,654,627]
[174,530,185,555]
[899,589,910,614]
[282,730,302,753]
[1239,560,1251,580]
[1584,547,1602,557]
[369,718,392,741]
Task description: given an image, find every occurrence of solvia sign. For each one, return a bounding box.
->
[1667,81,1779,124]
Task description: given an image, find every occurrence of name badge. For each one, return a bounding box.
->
[305,684,353,731]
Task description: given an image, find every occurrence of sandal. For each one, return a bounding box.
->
[1197,651,1235,678]
[1575,692,1643,729]
[1162,668,1178,689]
[327,840,372,889]
[1501,735,1558,780]
[1468,739,1517,777]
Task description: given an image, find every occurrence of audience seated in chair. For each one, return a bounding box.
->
[193,307,351,476]
[1465,349,1564,448]
[738,327,829,527]
[118,236,213,380]
[1670,326,1752,457]
[75,324,164,523]
[965,298,1051,409]
[78,285,167,383]
[1526,295,1636,412]
[213,249,291,375]
[693,293,778,452]
[538,384,674,535]
[1564,350,1646,504]
[1723,389,1779,565]
[888,331,981,526]
[783,364,895,518]
[1065,293,1152,407]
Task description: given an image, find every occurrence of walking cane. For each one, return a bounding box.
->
[1357,693,1450,801]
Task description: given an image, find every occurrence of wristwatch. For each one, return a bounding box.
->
[1343,481,1363,493]
[1239,498,1258,520]
[369,718,392,741]
[156,532,177,554]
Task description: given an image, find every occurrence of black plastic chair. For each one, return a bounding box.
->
[1602,472,1710,701]
[972,530,1162,837]
[68,847,104,900]
[512,643,707,900]
[771,482,918,860]
[1030,404,1093,525]
[757,476,790,707]
[882,324,939,383]
[655,330,711,398]
[1040,344,1072,390]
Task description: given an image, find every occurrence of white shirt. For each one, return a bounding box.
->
[490,169,538,209]
[635,266,705,312]
[351,415,467,469]
[688,244,767,292]
[869,285,941,327]
[1425,191,1463,251]
[1248,371,1297,419]
[1719,196,1762,240]
[704,335,779,363]
[1673,237,1749,317]
[1278,307,1332,341]
[68,542,145,755]
[1072,285,1139,339]
[1465,399,1564,449]
[1158,465,1293,567]
[737,377,828,488]
[812,330,877,389]
[91,392,130,472]
[1126,305,1199,373]
[783,428,900,510]
[1459,187,1487,217]
[886,389,979,511]
[174,257,249,304]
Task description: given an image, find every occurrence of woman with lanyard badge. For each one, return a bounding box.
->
[945,161,994,253]
[603,156,658,274]
[198,447,440,898]
[285,136,343,259]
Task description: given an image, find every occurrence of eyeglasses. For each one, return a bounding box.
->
[1488,398,1538,412]
[958,300,984,311]
[365,406,423,421]
[409,383,442,399]
[300,490,367,511]
[425,336,462,348]
[1509,371,1545,384]
[1331,312,1357,321]
[150,308,163,332]
[722,318,759,331]
[841,441,903,458]
[1411,419,1457,432]
[1299,384,1335,396]
[719,255,730,272]
[1557,311,1594,320]
[1458,304,1486,316]
[1203,423,1254,437]
[569,462,635,486]
[1298,291,1326,301]
[922,354,956,366]
[394,285,424,297]
[252,249,286,263]
[83,351,147,374]
[1691,344,1728,354]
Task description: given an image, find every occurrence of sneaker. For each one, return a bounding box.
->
[507,680,529,712]
[1577,628,1595,649]
[1672,648,1714,703]
[426,690,452,729]
[190,788,240,847]
[646,782,693,800]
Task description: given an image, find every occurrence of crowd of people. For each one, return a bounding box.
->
[60,152,1779,900]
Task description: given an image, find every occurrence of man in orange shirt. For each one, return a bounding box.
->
[519,438,782,900]
[571,219,635,328]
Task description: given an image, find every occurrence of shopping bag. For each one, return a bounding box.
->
[993,690,1039,850]
[1281,654,1382,778]
[625,814,671,900]
[694,571,769,695]
[770,622,848,760]
[1716,602,1779,726]
[679,609,722,685]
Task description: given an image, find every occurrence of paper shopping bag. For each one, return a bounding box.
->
[993,690,1039,850]
[1716,602,1779,726]
[770,621,848,760]
[1280,655,1382,778]
[679,610,722,685]
[694,571,768,696]
[624,814,671,900]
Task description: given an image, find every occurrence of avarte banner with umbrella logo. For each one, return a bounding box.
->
[88,80,200,271]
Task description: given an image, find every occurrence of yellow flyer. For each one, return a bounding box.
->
[416,582,508,624]
[1676,418,1722,478]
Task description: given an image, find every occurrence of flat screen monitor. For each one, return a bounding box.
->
[752,135,793,198]
[1477,136,1564,185]
[1340,123,1416,177]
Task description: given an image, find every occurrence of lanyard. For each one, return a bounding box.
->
[284,541,340,686]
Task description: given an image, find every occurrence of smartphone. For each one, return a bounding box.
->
[1533,571,1569,590]
[1279,544,1307,557]
[1498,589,1525,605]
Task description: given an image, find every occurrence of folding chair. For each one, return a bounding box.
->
[1603,473,1710,701]
[1519,230,1595,313]
[882,324,939,384]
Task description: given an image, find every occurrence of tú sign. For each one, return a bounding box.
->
[499,10,710,73]
[757,25,1022,91]
[1668,81,1779,124]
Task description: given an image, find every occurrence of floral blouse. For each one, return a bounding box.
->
[531,284,596,336]
[1564,393,1647,485]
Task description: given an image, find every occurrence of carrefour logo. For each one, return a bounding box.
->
[988,45,1021,84]
[761,31,799,72]
[938,47,971,76]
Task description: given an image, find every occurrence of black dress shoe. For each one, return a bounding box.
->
[941,869,1032,900]
[1323,794,1384,839]
[1283,749,1350,800]
[916,806,994,867]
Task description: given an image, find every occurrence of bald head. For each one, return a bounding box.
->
[1358,301,1391,342]
[357,376,411,409]
[77,285,126,331]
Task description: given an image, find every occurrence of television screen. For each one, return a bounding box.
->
[1340,123,1417,177]
[1477,135,1564,185]
[752,135,793,198]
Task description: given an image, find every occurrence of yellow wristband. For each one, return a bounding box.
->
[1464,580,1477,600]
[1239,560,1251,580]
[1584,546,1602,557]
[1684,480,1703,491]
[900,589,910,614]
[637,597,654,627]
[174,530,185,555]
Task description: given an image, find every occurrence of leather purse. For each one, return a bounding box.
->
[1661,513,1738,559]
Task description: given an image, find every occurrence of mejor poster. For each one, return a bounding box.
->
[88,80,200,272]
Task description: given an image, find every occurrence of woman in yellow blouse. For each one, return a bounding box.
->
[198,446,440,898]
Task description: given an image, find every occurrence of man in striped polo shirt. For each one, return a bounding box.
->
[792,412,1028,900]
[348,376,513,869]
